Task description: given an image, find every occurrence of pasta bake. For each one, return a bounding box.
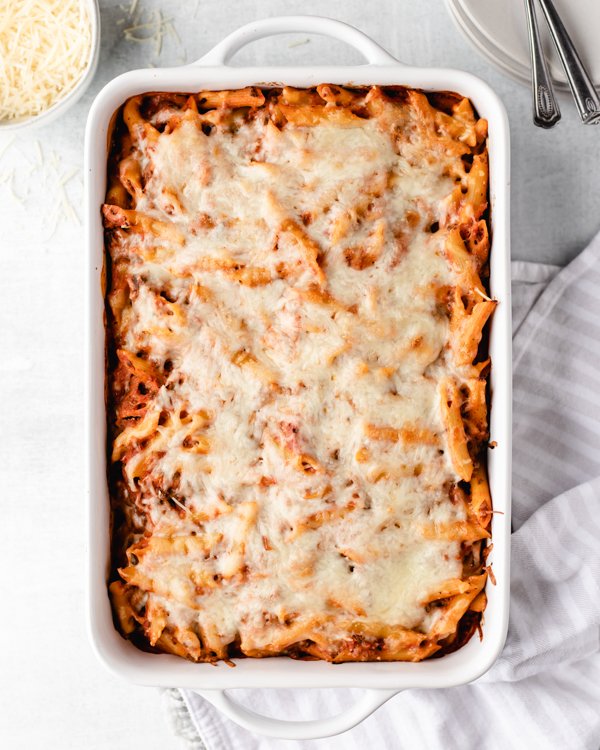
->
[103,85,495,663]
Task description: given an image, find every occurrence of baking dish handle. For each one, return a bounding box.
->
[193,687,398,740]
[193,16,399,67]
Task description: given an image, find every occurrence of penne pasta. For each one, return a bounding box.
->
[440,379,473,481]
[105,85,494,664]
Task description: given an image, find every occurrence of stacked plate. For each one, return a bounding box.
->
[445,0,600,90]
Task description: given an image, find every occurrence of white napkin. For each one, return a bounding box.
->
[167,237,600,750]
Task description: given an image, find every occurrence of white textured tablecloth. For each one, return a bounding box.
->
[173,243,600,749]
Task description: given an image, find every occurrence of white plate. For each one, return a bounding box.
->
[446,0,600,90]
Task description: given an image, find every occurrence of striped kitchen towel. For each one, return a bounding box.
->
[167,236,600,750]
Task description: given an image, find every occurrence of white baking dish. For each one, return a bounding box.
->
[85,16,512,741]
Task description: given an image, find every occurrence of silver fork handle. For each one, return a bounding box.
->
[524,0,561,128]
[536,0,600,125]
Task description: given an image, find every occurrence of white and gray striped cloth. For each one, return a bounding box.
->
[166,236,600,750]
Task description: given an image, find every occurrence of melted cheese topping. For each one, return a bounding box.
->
[108,91,484,657]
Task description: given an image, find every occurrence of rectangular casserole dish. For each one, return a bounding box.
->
[85,16,511,740]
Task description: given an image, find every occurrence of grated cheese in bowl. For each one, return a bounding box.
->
[0,0,97,126]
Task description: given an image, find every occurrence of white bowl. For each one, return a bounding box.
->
[0,0,100,132]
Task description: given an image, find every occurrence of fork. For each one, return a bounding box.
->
[536,0,600,125]
[524,0,561,128]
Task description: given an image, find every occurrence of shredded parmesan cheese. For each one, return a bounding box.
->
[0,137,81,237]
[0,0,91,122]
[122,9,174,56]
[119,2,183,61]
[0,136,15,161]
